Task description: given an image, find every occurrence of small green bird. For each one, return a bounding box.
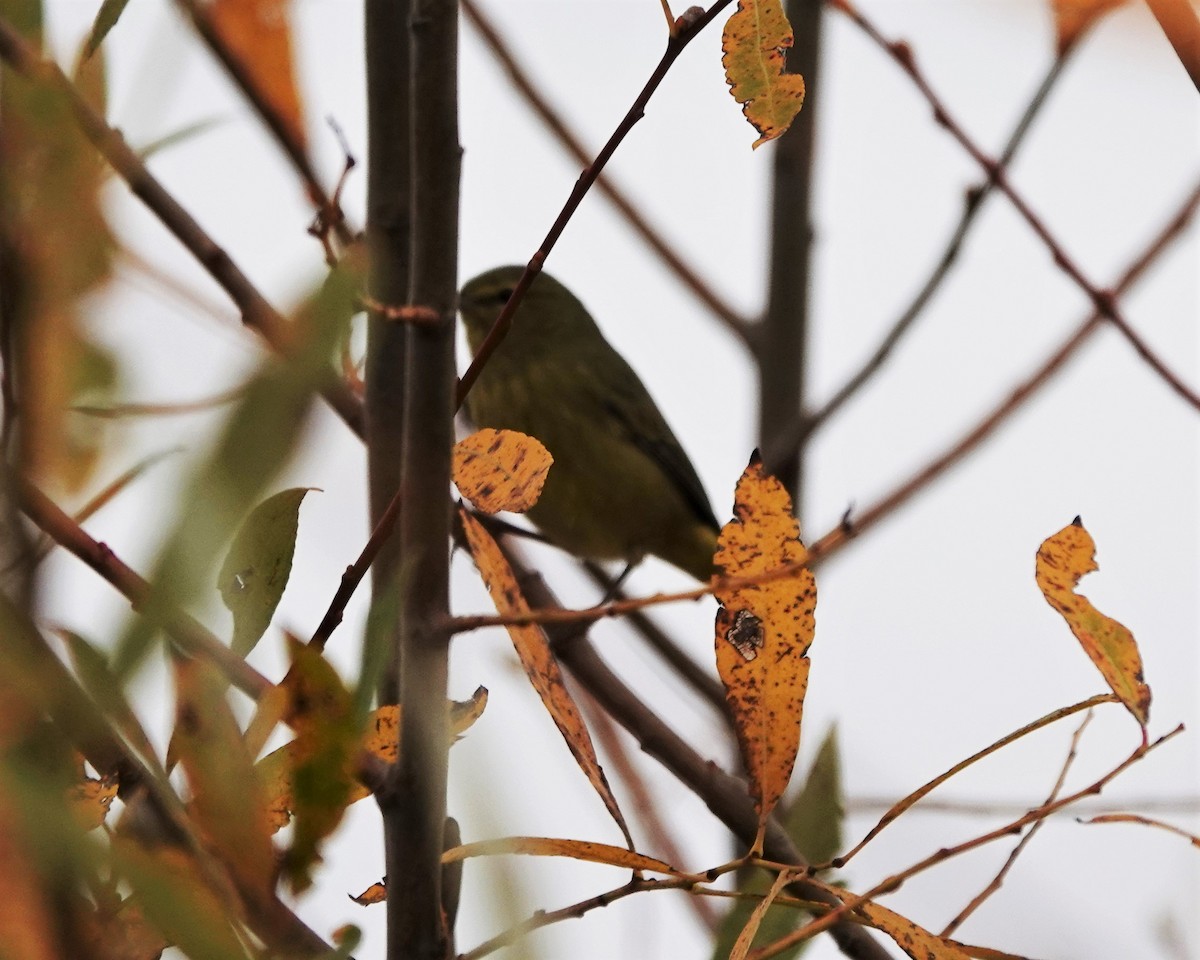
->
[458,266,719,582]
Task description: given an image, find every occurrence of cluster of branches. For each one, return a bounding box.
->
[0,1,1197,960]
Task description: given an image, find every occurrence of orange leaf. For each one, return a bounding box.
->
[856,900,971,960]
[67,759,118,832]
[452,428,552,514]
[1051,0,1127,53]
[714,455,815,848]
[1035,518,1151,726]
[173,659,276,901]
[210,0,307,149]
[351,880,387,905]
[460,510,634,850]
[722,0,807,149]
[441,836,692,877]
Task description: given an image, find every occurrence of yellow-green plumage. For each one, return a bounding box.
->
[459,266,719,581]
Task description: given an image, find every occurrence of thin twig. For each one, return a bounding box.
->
[448,177,1200,633]
[767,49,1074,468]
[173,0,355,252]
[749,725,1185,960]
[455,0,736,408]
[831,695,1114,869]
[0,15,365,436]
[833,3,1200,414]
[938,708,1095,937]
[461,0,751,344]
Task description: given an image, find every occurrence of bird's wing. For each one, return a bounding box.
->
[585,354,721,533]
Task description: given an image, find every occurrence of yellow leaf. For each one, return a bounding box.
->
[210,0,307,149]
[256,686,487,829]
[460,510,635,850]
[1051,0,1127,53]
[67,761,118,832]
[856,900,971,960]
[351,880,387,905]
[441,836,692,878]
[722,0,807,149]
[452,428,553,514]
[1035,518,1151,726]
[714,455,815,848]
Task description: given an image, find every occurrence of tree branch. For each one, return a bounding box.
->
[0,14,364,436]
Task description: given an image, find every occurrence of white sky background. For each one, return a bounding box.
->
[34,0,1200,958]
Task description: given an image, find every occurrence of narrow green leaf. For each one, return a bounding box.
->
[709,725,843,960]
[219,487,314,656]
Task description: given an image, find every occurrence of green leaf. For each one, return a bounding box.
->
[219,487,314,656]
[709,725,843,960]
[136,116,227,163]
[783,724,843,865]
[112,261,360,678]
[84,0,133,59]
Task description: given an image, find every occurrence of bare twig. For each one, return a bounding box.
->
[461,0,751,344]
[0,15,365,436]
[749,726,1186,960]
[831,695,1115,869]
[173,0,354,251]
[448,177,1200,633]
[833,4,1200,414]
[938,708,1095,937]
[766,49,1074,470]
[455,0,737,408]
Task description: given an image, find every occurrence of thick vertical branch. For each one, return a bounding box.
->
[382,0,461,958]
[757,0,822,514]
[364,0,413,704]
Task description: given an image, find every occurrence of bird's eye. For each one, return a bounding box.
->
[493,287,515,305]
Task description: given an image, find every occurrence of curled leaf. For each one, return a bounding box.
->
[722,0,806,148]
[1035,519,1150,725]
[441,836,692,878]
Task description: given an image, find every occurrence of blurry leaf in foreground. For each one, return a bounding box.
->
[78,898,170,960]
[113,838,250,960]
[210,0,307,149]
[71,37,107,116]
[722,0,806,148]
[452,428,552,514]
[0,785,58,960]
[714,454,815,848]
[256,686,488,832]
[172,659,275,903]
[460,509,635,850]
[218,487,315,656]
[112,262,358,678]
[67,754,118,831]
[1035,518,1150,725]
[135,116,228,163]
[275,641,358,893]
[1051,0,1127,53]
[84,0,133,58]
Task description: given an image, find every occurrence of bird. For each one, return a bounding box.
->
[458,265,719,582]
